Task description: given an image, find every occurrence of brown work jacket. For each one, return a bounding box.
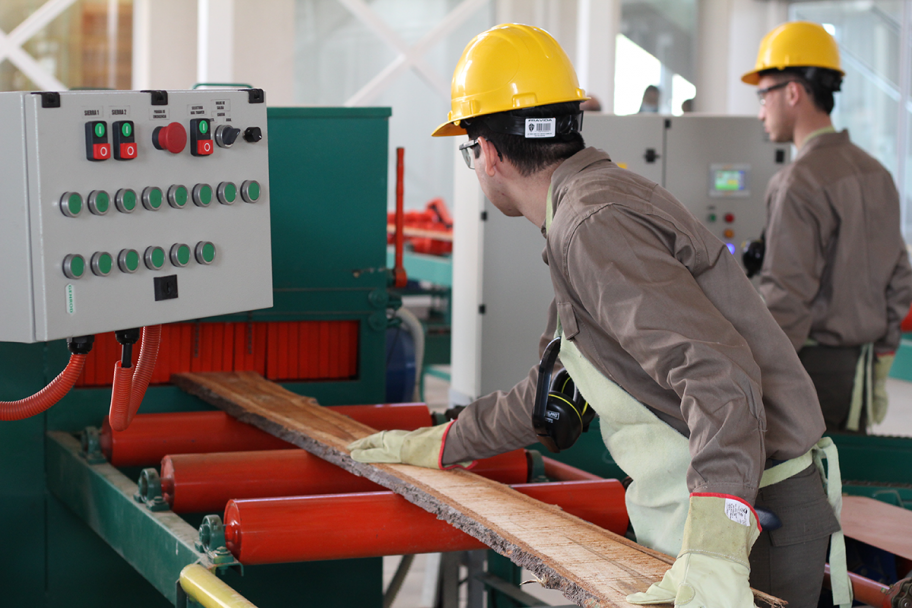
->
[759,130,912,353]
[442,147,824,503]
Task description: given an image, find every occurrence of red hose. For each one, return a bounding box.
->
[109,325,162,431]
[0,354,87,420]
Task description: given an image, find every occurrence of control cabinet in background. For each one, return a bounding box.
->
[0,89,272,343]
[582,113,790,264]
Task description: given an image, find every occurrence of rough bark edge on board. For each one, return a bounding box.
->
[172,372,786,608]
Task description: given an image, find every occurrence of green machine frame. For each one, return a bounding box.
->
[0,107,393,607]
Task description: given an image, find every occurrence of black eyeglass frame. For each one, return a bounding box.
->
[459,139,480,170]
[756,80,805,105]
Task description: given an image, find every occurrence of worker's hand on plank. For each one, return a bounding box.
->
[626,494,760,607]
[347,422,474,469]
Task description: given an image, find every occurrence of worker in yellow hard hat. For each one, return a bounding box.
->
[352,23,839,608]
[743,22,912,441]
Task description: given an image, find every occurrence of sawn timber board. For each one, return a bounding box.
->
[172,371,784,608]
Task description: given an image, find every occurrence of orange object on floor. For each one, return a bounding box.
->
[161,447,528,513]
[101,403,432,466]
[223,480,628,563]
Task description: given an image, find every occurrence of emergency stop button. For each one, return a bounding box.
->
[85,121,111,161]
[152,122,187,154]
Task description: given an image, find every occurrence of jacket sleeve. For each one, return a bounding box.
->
[878,246,912,353]
[758,180,829,350]
[564,206,766,502]
[440,300,558,464]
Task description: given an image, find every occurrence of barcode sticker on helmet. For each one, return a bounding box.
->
[525,118,556,138]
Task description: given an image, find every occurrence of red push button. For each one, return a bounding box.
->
[152,122,187,154]
[724,213,735,223]
[119,142,137,159]
[197,140,213,156]
[93,143,111,160]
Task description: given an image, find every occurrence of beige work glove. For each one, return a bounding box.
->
[347,422,473,469]
[872,353,895,425]
[626,494,761,607]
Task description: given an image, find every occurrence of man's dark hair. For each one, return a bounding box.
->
[759,67,842,115]
[462,101,586,176]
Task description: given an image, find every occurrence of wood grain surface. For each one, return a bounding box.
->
[173,370,784,608]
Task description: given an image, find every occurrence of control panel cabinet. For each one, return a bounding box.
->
[0,89,272,343]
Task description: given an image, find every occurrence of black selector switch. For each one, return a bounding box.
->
[112,120,137,160]
[190,118,214,157]
[215,125,241,148]
[243,126,262,143]
[85,121,111,161]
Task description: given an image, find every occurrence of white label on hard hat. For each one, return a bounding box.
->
[525,118,556,138]
[724,498,751,527]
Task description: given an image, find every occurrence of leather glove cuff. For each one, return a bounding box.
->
[679,493,761,568]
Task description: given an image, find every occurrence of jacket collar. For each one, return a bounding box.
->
[795,129,850,161]
[548,148,613,224]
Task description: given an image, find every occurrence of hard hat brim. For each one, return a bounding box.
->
[431,120,467,137]
[741,70,761,85]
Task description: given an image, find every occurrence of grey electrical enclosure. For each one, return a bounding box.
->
[0,90,272,343]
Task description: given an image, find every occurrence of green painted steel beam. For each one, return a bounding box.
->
[387,248,453,287]
[45,431,214,604]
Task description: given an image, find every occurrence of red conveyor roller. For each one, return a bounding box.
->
[101,404,432,466]
[162,448,529,513]
[223,480,628,564]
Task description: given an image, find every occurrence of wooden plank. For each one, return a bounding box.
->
[841,496,912,561]
[173,371,784,608]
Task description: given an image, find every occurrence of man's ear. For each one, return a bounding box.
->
[786,81,803,108]
[478,137,500,177]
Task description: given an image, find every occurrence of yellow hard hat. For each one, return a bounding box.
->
[742,21,844,85]
[432,23,588,137]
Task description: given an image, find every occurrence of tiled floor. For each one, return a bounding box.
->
[383,373,912,607]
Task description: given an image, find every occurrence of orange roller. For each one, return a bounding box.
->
[223,480,628,564]
[162,448,529,513]
[101,403,432,466]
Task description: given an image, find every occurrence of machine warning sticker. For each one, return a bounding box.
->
[83,108,103,118]
[66,284,76,315]
[525,118,556,138]
[150,107,170,120]
[109,106,130,117]
[724,498,751,527]
[189,104,207,116]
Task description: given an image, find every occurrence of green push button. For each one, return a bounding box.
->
[94,122,105,138]
[145,246,166,270]
[199,120,209,134]
[192,184,213,207]
[122,122,132,137]
[118,249,140,273]
[170,243,191,267]
[116,189,137,213]
[88,190,110,215]
[142,187,163,211]
[217,182,237,205]
[195,241,216,265]
[60,192,82,217]
[63,254,85,279]
[91,252,113,276]
[168,185,188,208]
[241,180,261,203]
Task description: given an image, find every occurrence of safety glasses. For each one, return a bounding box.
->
[756,80,802,105]
[459,138,480,169]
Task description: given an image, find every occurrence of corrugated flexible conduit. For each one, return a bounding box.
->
[109,325,161,431]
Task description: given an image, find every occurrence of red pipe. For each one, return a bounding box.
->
[393,147,408,288]
[0,354,87,421]
[101,404,432,466]
[109,325,162,431]
[542,456,603,482]
[162,448,529,513]
[223,480,628,564]
[824,564,897,608]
